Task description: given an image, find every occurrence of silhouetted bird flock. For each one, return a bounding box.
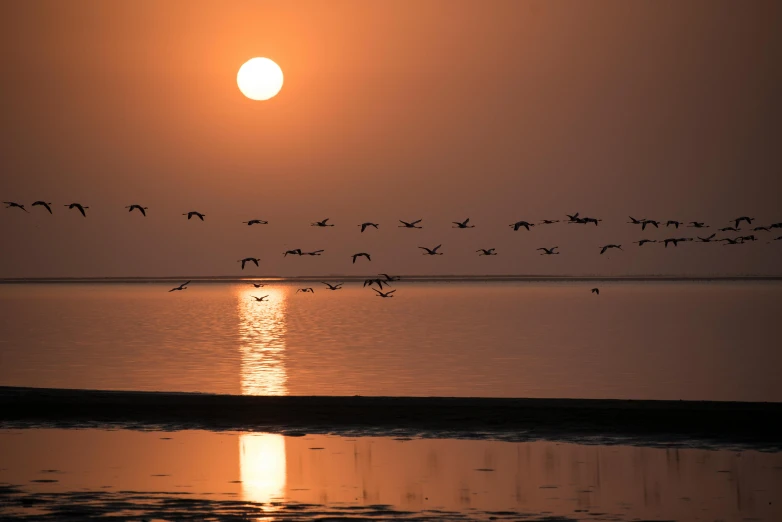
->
[5,202,781,300]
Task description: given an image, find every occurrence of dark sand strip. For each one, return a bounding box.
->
[1,386,780,450]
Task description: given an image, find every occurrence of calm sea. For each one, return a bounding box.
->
[1,280,780,401]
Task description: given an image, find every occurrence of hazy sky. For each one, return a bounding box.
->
[1,0,781,278]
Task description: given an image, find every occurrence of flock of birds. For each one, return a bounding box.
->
[5,201,781,301]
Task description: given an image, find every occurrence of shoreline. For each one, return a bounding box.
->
[2,386,781,451]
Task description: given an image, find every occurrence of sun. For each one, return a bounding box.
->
[237,58,284,101]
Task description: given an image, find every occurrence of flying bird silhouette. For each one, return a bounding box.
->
[591,288,599,295]
[537,247,559,255]
[419,244,444,255]
[452,218,475,229]
[697,233,717,242]
[399,219,423,229]
[251,295,269,302]
[283,249,302,257]
[169,281,190,292]
[3,202,28,212]
[251,283,265,288]
[599,244,622,254]
[352,252,371,263]
[302,250,325,256]
[733,216,754,229]
[238,257,260,269]
[641,220,660,230]
[31,201,52,214]
[666,220,683,228]
[364,278,390,289]
[509,221,534,231]
[662,238,691,247]
[379,273,400,282]
[476,248,497,256]
[583,217,602,226]
[539,219,560,225]
[126,204,148,216]
[688,222,709,228]
[243,219,268,225]
[566,213,580,222]
[359,222,379,232]
[753,226,771,232]
[719,226,739,232]
[628,216,644,225]
[183,211,204,221]
[634,239,657,246]
[65,203,89,217]
[321,282,344,290]
[296,288,315,293]
[373,288,396,298]
[311,218,334,227]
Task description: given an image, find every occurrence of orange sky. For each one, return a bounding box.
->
[1,0,781,277]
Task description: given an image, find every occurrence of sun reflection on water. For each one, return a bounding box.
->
[236,285,289,504]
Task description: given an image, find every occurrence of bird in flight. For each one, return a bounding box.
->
[662,237,692,248]
[733,216,754,229]
[770,222,782,229]
[243,219,268,226]
[539,219,560,225]
[566,213,580,222]
[359,222,379,233]
[688,221,708,228]
[32,201,53,214]
[775,236,782,241]
[352,252,371,263]
[379,273,400,282]
[721,237,743,245]
[3,202,28,212]
[599,244,622,254]
[719,226,739,232]
[238,257,260,269]
[311,218,334,227]
[641,219,660,230]
[251,295,269,302]
[302,250,325,256]
[739,235,757,242]
[666,220,683,228]
[399,219,423,229]
[591,288,600,295]
[283,249,303,257]
[509,220,534,231]
[65,203,89,217]
[628,216,644,225]
[753,226,771,232]
[364,278,390,289]
[169,281,190,292]
[452,218,475,229]
[373,288,396,298]
[321,282,344,290]
[634,239,657,246]
[183,211,205,221]
[419,244,444,255]
[583,217,602,226]
[537,247,559,255]
[476,248,497,256]
[251,283,265,288]
[126,204,148,216]
[697,234,717,242]
[296,288,315,293]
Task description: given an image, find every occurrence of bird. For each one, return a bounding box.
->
[627,216,644,225]
[31,201,53,214]
[599,244,622,254]
[302,250,325,256]
[719,226,739,232]
[591,288,599,295]
[296,288,315,293]
[3,201,28,212]
[566,213,580,222]
[733,216,754,229]
[539,219,560,225]
[688,221,709,228]
[452,218,475,229]
[399,219,423,229]
[379,273,400,282]
[243,219,268,226]
[183,211,204,221]
[509,220,534,231]
[283,249,302,257]
[126,204,148,216]
[753,226,771,232]
[169,281,190,292]
[476,248,497,256]
[65,203,89,217]
[666,220,683,228]
[419,244,443,255]
[321,282,343,290]
[697,233,717,242]
[251,295,269,302]
[238,257,260,269]
[251,283,265,288]
[775,236,782,241]
[770,223,782,229]
[583,217,602,226]
[721,237,743,245]
[641,219,660,230]
[373,288,396,298]
[364,278,390,289]
[359,222,379,232]
[352,252,371,263]
[537,247,559,255]
[739,235,757,242]
[634,239,657,246]
[568,217,588,224]
[662,237,688,247]
[311,218,334,227]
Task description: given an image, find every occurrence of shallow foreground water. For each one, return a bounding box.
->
[1,280,781,400]
[1,428,780,521]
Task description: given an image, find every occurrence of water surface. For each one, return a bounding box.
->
[1,281,780,400]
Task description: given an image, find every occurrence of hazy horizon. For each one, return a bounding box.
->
[2,0,781,278]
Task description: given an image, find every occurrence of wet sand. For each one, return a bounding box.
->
[2,386,780,450]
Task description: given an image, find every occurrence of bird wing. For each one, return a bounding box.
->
[411,219,422,225]
[361,224,367,232]
[252,259,259,266]
[372,288,382,295]
[241,260,246,269]
[433,244,442,252]
[387,289,396,294]
[600,246,607,254]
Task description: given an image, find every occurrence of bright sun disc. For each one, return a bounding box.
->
[237,58,283,101]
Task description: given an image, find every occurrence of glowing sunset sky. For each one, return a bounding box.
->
[1,0,780,277]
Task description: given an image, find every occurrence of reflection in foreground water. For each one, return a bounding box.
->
[1,429,780,521]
